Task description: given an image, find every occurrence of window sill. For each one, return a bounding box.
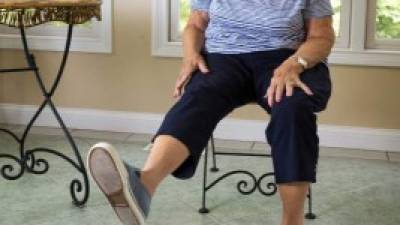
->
[329,49,400,67]
[152,41,400,68]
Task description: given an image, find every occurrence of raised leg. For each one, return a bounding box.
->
[140,135,190,196]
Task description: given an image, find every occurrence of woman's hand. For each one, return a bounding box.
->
[173,54,210,98]
[265,57,313,107]
[265,16,334,107]
[175,10,210,98]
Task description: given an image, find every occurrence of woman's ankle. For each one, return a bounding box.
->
[139,170,159,196]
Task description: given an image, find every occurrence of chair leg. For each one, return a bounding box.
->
[199,144,210,214]
[305,185,317,219]
[210,134,219,172]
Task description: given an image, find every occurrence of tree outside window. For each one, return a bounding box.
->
[376,0,400,39]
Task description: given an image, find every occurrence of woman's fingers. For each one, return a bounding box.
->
[173,70,191,98]
[286,82,294,97]
[266,75,314,108]
[198,58,210,74]
[173,79,183,98]
[174,56,210,98]
[275,82,284,103]
[267,76,285,106]
[266,84,275,107]
[297,80,314,96]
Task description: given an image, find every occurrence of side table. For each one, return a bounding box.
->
[0,0,102,206]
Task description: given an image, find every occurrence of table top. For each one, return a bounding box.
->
[0,0,102,27]
[0,0,100,8]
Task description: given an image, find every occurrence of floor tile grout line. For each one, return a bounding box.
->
[172,179,282,225]
[175,198,227,225]
[385,151,391,161]
[123,132,137,142]
[249,141,255,151]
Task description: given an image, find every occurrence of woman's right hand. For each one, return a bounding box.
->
[173,53,210,98]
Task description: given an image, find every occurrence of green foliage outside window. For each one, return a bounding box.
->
[179,0,190,32]
[331,0,341,36]
[376,0,400,39]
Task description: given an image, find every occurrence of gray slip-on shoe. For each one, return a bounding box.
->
[87,142,151,225]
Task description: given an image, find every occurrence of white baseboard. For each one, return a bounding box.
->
[0,103,399,152]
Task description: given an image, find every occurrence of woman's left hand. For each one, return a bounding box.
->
[265,57,313,107]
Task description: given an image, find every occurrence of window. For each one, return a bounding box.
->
[170,0,189,42]
[0,0,112,53]
[331,0,351,48]
[367,0,400,50]
[152,0,400,67]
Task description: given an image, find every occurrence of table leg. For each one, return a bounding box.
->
[0,22,90,206]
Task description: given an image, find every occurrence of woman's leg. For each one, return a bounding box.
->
[88,53,255,225]
[140,135,190,196]
[141,53,255,189]
[254,57,332,225]
[278,182,309,225]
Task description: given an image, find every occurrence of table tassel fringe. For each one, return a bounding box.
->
[0,6,101,27]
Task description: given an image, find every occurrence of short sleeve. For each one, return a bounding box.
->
[304,0,334,19]
[191,0,211,12]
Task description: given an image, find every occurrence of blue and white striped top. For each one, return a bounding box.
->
[191,0,333,54]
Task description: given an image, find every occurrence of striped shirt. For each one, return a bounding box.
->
[191,0,333,54]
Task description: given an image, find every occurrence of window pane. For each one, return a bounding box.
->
[376,0,400,39]
[331,0,342,37]
[179,0,190,32]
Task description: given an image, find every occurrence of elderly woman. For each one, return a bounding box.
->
[87,1,335,225]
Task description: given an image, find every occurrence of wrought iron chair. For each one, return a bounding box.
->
[199,134,316,220]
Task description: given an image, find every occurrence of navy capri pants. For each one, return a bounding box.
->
[154,49,332,184]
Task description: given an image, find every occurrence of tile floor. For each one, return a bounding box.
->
[0,125,399,225]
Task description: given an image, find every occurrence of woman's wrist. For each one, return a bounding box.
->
[183,50,202,61]
[286,57,305,74]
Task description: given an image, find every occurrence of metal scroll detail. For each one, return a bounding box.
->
[25,148,89,205]
[205,170,277,196]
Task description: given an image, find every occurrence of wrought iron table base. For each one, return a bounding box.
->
[199,135,316,219]
[0,20,89,206]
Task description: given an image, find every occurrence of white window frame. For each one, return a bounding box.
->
[152,0,182,56]
[152,0,400,67]
[170,0,183,42]
[0,0,113,53]
[333,0,351,49]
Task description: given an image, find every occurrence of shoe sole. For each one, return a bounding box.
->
[87,142,145,225]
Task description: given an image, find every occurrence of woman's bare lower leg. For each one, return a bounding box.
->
[140,135,190,196]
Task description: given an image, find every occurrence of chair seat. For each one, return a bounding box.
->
[0,0,102,27]
[0,0,101,9]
